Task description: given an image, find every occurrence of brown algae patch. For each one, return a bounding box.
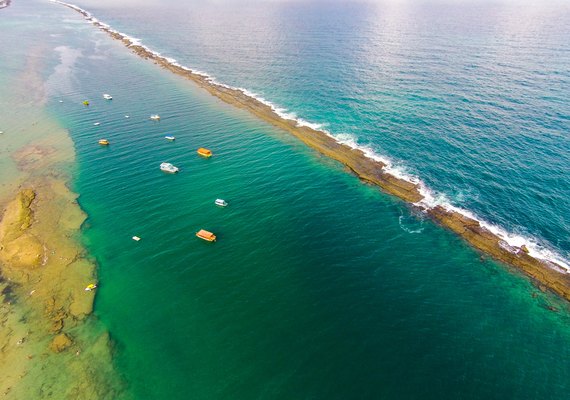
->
[53,0,570,303]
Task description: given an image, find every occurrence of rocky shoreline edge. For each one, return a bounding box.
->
[54,1,570,303]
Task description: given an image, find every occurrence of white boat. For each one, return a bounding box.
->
[150,114,161,121]
[125,115,130,118]
[215,199,228,207]
[165,136,176,141]
[103,94,113,100]
[160,162,179,173]
[93,122,100,126]
[132,236,141,241]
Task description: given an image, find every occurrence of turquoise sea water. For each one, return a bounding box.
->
[3,0,570,399]
[72,0,570,266]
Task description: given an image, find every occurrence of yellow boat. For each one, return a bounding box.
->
[83,100,89,106]
[84,283,97,291]
[197,147,212,158]
[98,139,110,145]
[196,229,216,242]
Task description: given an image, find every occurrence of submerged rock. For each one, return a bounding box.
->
[49,333,73,353]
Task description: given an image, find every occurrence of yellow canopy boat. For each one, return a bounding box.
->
[196,229,216,242]
[84,283,97,291]
[197,147,212,157]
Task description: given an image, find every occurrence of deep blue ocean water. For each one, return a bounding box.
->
[3,0,570,398]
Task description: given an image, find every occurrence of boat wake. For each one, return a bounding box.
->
[51,0,569,274]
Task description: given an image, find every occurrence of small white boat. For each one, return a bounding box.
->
[215,199,228,207]
[160,162,179,173]
[125,115,130,118]
[165,136,176,141]
[93,122,100,126]
[103,94,113,100]
[59,100,63,103]
[132,236,141,241]
[150,114,161,121]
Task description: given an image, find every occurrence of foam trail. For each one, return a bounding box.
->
[51,0,570,274]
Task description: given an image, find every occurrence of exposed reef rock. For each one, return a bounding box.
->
[0,189,44,271]
[49,333,73,353]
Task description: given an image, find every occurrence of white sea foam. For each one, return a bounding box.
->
[52,0,570,274]
[416,185,570,272]
[398,215,425,234]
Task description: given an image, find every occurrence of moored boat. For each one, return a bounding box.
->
[98,139,110,145]
[103,93,113,100]
[196,229,216,242]
[197,147,212,157]
[160,162,179,173]
[165,136,176,141]
[215,199,228,207]
[150,114,161,121]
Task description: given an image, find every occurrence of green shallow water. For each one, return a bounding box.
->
[52,20,570,400]
[5,0,570,398]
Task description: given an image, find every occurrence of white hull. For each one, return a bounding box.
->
[160,162,179,173]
